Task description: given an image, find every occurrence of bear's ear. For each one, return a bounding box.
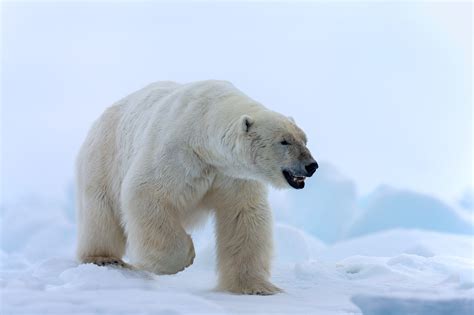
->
[288,116,295,124]
[240,115,254,133]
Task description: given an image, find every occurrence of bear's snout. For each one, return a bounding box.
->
[305,161,318,177]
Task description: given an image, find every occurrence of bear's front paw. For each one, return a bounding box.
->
[223,280,283,295]
[151,233,195,275]
[178,233,196,272]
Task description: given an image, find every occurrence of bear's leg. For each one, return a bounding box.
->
[122,184,195,275]
[214,181,282,295]
[76,191,127,267]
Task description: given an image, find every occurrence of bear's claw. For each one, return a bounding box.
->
[223,280,283,295]
[82,256,133,269]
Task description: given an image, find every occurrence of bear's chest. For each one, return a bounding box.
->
[175,165,217,211]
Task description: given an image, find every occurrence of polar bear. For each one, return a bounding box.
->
[76,80,318,295]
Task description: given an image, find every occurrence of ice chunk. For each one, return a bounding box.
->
[352,295,474,315]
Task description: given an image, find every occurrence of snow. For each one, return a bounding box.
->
[1,164,473,314]
[320,229,474,261]
[1,220,473,314]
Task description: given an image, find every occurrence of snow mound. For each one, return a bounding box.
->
[57,263,156,290]
[347,186,473,238]
[274,223,326,264]
[336,256,398,280]
[459,189,473,211]
[321,229,474,262]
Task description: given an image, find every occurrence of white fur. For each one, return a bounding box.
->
[76,80,314,295]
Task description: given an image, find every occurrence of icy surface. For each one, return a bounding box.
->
[1,220,473,314]
[352,295,474,315]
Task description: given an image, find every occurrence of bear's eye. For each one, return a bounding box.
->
[280,140,290,145]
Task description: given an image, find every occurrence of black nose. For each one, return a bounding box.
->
[305,161,318,177]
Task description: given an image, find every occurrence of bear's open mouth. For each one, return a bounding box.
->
[282,170,306,189]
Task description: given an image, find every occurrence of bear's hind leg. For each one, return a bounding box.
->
[76,191,128,268]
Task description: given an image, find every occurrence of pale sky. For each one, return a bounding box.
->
[1,1,472,204]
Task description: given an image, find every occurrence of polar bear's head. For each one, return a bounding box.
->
[234,111,318,189]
